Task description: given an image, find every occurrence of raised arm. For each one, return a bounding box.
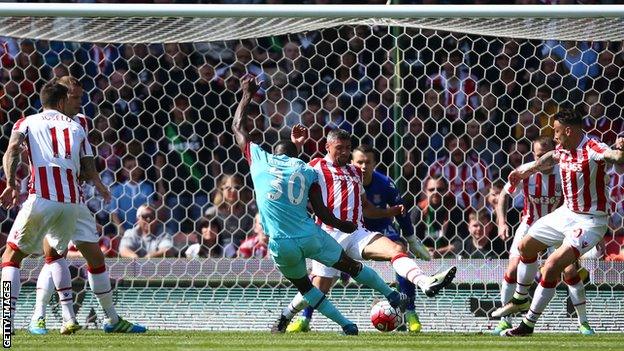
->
[1,131,26,209]
[509,150,558,185]
[309,184,356,233]
[231,76,259,152]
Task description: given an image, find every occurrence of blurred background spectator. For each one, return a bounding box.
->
[118,204,175,258]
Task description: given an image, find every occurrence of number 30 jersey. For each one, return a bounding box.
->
[245,142,319,239]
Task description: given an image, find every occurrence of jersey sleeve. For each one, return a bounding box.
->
[505,161,533,197]
[503,180,523,198]
[12,117,28,135]
[78,127,94,158]
[303,164,319,185]
[587,139,612,161]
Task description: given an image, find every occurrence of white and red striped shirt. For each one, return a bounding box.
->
[13,110,92,204]
[309,156,364,232]
[429,155,489,209]
[554,135,611,215]
[505,162,563,226]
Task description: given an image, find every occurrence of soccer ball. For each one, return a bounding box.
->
[370,300,402,332]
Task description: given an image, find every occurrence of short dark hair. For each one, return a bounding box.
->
[424,176,448,191]
[274,140,298,158]
[197,218,221,232]
[353,144,376,160]
[491,180,505,190]
[467,208,491,223]
[554,108,582,126]
[326,128,351,143]
[533,135,555,150]
[40,78,69,108]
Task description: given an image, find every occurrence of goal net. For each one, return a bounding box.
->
[1,3,623,333]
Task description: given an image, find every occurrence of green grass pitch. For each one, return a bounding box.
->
[8,331,624,351]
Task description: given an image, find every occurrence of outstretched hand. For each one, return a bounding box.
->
[291,124,308,146]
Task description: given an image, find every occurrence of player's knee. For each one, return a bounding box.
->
[390,242,405,256]
[562,265,579,282]
[44,251,64,264]
[505,267,517,281]
[517,241,536,259]
[541,260,561,281]
[332,253,362,277]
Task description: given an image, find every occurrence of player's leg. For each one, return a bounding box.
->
[270,237,356,334]
[42,238,81,335]
[330,251,407,309]
[503,244,578,337]
[504,211,609,336]
[361,233,456,297]
[74,240,147,333]
[1,242,28,333]
[284,231,346,333]
[492,235,547,318]
[2,196,47,333]
[285,250,410,324]
[396,273,420,333]
[493,256,519,334]
[563,262,594,335]
[493,223,528,335]
[72,204,146,333]
[45,202,83,334]
[389,236,419,332]
[283,252,398,332]
[287,275,357,335]
[493,210,567,319]
[28,262,54,334]
[286,274,336,333]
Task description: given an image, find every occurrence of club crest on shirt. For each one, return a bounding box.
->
[560,160,583,173]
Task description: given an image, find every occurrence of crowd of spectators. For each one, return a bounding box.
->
[1,0,624,260]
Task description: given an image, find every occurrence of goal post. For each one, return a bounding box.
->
[1,4,624,42]
[0,3,623,332]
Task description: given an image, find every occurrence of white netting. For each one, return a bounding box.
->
[1,5,624,332]
[1,4,624,42]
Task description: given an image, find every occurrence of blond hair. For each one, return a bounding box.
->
[213,174,244,207]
